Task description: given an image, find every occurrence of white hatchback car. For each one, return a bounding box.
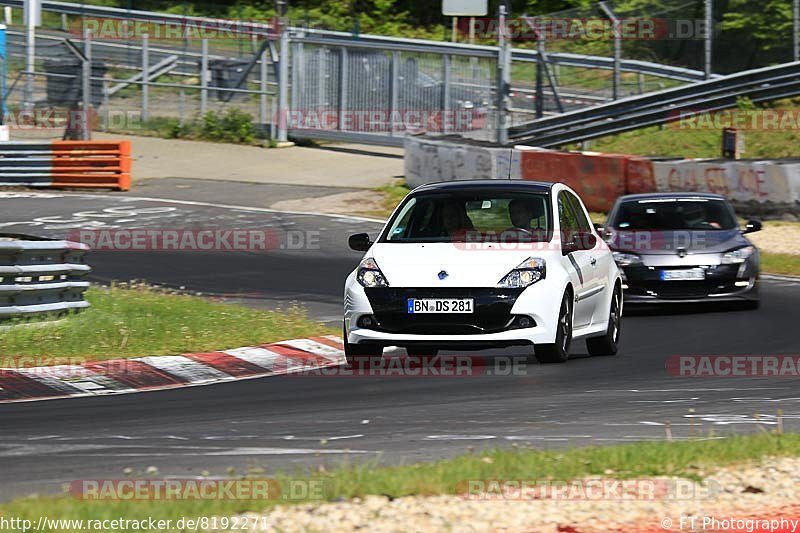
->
[343,180,623,364]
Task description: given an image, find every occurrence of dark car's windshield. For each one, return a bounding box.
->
[381,191,552,243]
[610,198,738,231]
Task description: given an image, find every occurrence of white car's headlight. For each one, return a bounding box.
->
[612,251,643,267]
[721,246,755,265]
[498,257,546,288]
[356,257,389,288]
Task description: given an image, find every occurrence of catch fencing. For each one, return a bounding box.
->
[0,140,131,190]
[0,235,90,318]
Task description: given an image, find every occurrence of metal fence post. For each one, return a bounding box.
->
[141,33,149,122]
[338,47,348,131]
[794,0,799,62]
[23,0,36,114]
[277,29,290,142]
[442,54,451,134]
[200,38,208,115]
[496,4,510,145]
[389,50,399,136]
[82,28,92,140]
[704,0,713,79]
[599,2,620,100]
[260,45,268,131]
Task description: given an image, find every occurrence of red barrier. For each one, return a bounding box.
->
[518,148,626,212]
[624,156,657,194]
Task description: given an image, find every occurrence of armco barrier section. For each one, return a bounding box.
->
[0,236,91,318]
[0,141,131,190]
[405,136,520,189]
[517,147,628,213]
[652,159,800,215]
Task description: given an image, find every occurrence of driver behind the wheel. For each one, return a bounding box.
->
[504,199,546,241]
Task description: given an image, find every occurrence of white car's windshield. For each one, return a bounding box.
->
[382,192,552,243]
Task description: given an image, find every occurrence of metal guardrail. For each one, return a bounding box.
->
[0,235,91,318]
[509,61,800,147]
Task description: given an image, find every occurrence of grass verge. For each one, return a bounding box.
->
[0,285,335,365]
[761,253,800,277]
[574,97,800,159]
[2,432,798,531]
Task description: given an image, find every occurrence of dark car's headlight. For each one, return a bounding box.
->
[356,258,389,288]
[498,258,546,288]
[720,246,755,265]
[612,251,643,267]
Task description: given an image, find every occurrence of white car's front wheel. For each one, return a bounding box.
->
[534,292,573,364]
[344,323,383,366]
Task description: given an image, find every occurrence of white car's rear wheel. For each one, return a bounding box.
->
[534,292,573,364]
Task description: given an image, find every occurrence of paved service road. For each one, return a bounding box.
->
[1,191,799,501]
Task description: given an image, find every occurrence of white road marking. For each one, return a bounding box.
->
[425,435,496,441]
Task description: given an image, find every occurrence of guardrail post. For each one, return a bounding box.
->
[277,28,290,142]
[82,28,92,140]
[200,38,208,115]
[141,33,149,122]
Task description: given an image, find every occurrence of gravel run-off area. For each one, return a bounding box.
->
[222,456,800,532]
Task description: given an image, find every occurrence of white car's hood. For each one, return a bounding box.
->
[370,243,556,288]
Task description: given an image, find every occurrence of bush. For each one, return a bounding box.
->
[200,108,255,143]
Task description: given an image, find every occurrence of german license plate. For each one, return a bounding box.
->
[660,269,706,281]
[407,298,474,314]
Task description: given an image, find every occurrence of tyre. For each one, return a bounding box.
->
[586,285,622,356]
[343,324,383,366]
[534,292,573,364]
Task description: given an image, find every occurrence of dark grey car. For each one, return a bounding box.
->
[601,193,762,308]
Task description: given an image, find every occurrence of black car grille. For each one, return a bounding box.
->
[364,288,525,335]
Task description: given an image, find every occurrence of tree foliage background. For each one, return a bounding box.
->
[100,0,796,72]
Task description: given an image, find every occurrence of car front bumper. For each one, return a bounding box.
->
[620,262,759,303]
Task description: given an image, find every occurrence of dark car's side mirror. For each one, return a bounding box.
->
[743,220,762,234]
[349,233,373,252]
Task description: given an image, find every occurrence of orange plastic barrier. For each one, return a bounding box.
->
[519,148,626,212]
[50,140,132,191]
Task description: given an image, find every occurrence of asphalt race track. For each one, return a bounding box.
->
[2,189,800,501]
